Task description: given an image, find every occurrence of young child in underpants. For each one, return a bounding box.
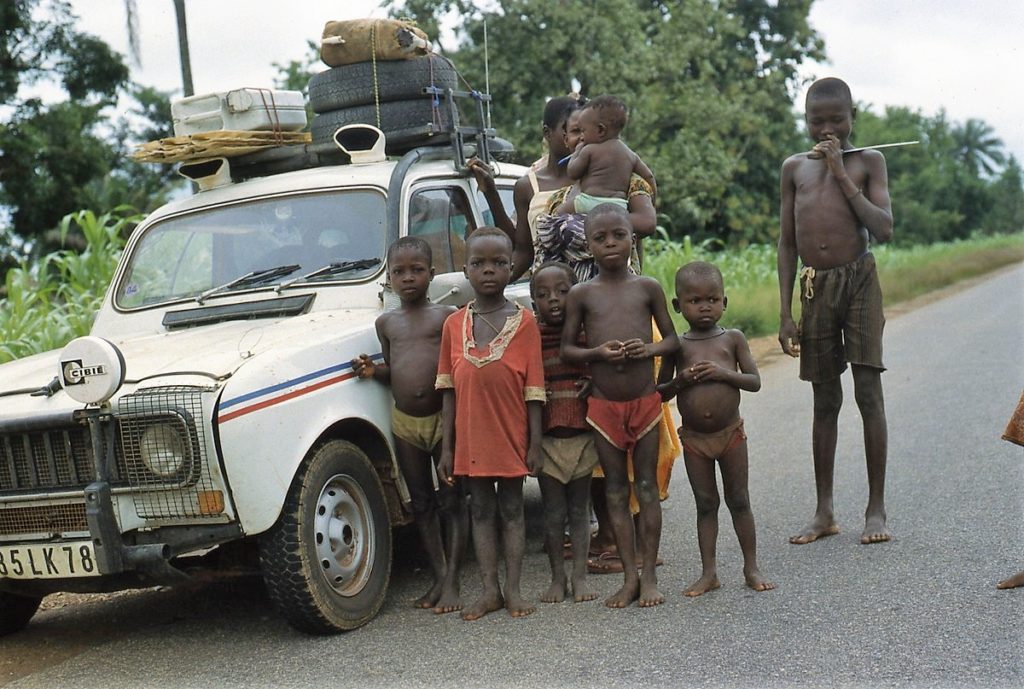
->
[561,204,678,608]
[531,261,599,605]
[658,261,773,597]
[352,236,466,613]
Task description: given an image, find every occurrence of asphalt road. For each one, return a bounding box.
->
[3,266,1022,689]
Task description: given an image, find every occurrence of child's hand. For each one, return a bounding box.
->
[690,360,727,382]
[526,446,543,476]
[466,157,496,193]
[597,340,627,361]
[656,380,677,402]
[351,354,375,379]
[621,338,648,359]
[437,450,455,486]
[575,377,592,400]
[811,134,847,177]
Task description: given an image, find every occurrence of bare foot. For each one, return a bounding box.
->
[571,575,598,603]
[540,577,566,603]
[790,517,840,544]
[505,593,536,618]
[431,585,463,614]
[860,513,891,544]
[460,591,504,621]
[604,580,640,608]
[638,574,665,608]
[414,580,443,609]
[683,573,721,597]
[744,567,775,592]
[996,570,1024,589]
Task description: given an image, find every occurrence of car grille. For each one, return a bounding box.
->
[1,385,220,534]
[0,502,88,537]
[1,424,125,493]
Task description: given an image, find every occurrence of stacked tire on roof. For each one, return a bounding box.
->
[309,18,459,153]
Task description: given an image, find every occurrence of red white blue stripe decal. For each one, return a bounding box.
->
[217,354,384,423]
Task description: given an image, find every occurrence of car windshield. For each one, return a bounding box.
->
[116,190,386,309]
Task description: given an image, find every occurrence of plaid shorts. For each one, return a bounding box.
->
[798,252,885,383]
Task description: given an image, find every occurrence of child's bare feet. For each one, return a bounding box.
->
[789,516,839,544]
[505,593,536,618]
[431,584,463,614]
[571,574,598,603]
[997,571,1024,589]
[605,580,640,608]
[860,512,891,544]
[414,580,443,609]
[683,573,721,597]
[638,572,665,608]
[460,591,504,621]
[744,567,775,592]
[540,577,567,603]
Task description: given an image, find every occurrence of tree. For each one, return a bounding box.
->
[390,0,823,243]
[952,118,1005,178]
[0,0,175,261]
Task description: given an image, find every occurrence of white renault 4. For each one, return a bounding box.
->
[0,117,526,634]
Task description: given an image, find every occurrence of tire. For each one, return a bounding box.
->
[0,591,42,636]
[311,99,454,151]
[308,56,459,113]
[259,440,392,634]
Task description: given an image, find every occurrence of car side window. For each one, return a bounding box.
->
[407,187,477,273]
[475,186,516,228]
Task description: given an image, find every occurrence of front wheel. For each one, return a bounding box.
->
[0,590,43,636]
[259,440,392,634]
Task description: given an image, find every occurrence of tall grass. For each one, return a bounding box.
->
[1,212,1019,363]
[645,232,1024,338]
[0,209,137,363]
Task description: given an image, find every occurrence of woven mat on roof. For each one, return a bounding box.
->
[132,130,311,163]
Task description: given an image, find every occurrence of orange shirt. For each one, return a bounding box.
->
[436,303,546,477]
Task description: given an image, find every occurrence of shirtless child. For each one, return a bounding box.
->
[562,204,679,608]
[352,236,466,613]
[658,261,773,596]
[778,77,894,545]
[562,95,657,214]
[531,262,599,604]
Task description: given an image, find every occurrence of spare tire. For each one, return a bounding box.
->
[308,56,459,114]
[311,99,454,151]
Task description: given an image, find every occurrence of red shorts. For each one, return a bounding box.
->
[586,392,662,452]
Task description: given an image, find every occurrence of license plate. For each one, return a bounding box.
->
[0,542,99,579]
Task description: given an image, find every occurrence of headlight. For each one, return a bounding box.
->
[139,424,188,478]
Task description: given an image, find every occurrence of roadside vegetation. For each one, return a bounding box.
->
[0,209,136,363]
[644,232,1024,337]
[2,210,1018,364]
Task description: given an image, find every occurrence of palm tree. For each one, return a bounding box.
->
[952,118,1006,177]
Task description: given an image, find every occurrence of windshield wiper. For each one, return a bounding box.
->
[275,258,381,292]
[197,264,301,304]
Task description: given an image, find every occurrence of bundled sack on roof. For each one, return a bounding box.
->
[320,18,431,67]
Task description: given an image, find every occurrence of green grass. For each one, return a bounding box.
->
[0,209,137,364]
[1,210,1020,363]
[645,232,1024,338]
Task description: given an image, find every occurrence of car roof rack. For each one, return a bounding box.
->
[226,86,513,183]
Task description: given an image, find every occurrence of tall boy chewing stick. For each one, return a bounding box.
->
[778,77,894,546]
[562,204,679,607]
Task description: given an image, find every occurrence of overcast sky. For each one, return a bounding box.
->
[67,0,1023,165]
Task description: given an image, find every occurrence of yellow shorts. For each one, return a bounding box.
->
[391,407,443,453]
[541,433,599,485]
